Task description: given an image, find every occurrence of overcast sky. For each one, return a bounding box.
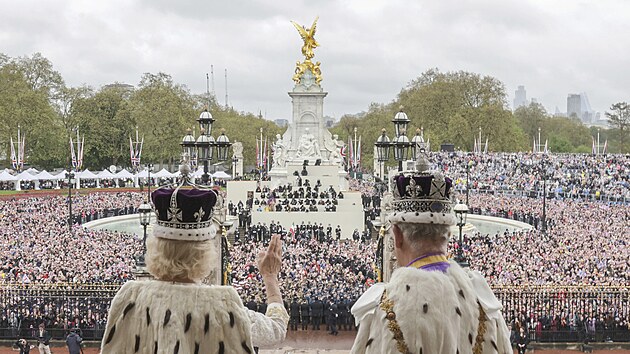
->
[2,0,629,122]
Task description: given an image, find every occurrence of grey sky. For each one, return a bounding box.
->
[2,0,629,121]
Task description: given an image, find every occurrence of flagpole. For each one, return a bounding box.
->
[597,128,600,156]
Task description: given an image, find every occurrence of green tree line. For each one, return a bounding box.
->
[1,54,627,172]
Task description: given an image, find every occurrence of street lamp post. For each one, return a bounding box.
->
[375,128,390,181]
[374,109,413,175]
[465,160,470,206]
[146,163,153,202]
[453,203,469,267]
[197,109,215,184]
[232,156,239,179]
[65,171,75,235]
[137,202,152,267]
[181,110,232,183]
[392,108,411,171]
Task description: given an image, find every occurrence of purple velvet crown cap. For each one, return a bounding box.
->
[393,174,452,200]
[151,188,217,224]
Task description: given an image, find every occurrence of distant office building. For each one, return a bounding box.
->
[274,119,289,128]
[324,116,336,128]
[567,92,595,123]
[513,86,528,110]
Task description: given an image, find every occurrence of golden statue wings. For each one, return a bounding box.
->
[291,16,319,60]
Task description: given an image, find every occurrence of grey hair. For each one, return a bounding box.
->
[394,222,450,253]
[146,236,214,281]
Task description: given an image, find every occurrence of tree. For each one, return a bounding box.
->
[605,102,630,152]
[71,86,135,169]
[514,102,548,141]
[0,61,65,169]
[396,69,527,151]
[128,73,197,169]
[13,53,64,99]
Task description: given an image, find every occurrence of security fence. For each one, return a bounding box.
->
[1,283,628,342]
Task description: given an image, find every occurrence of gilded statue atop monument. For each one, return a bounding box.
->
[291,17,323,85]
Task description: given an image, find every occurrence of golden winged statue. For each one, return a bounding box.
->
[291,17,323,85]
[291,16,319,60]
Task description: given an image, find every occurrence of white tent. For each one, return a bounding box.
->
[134,170,155,178]
[0,170,17,181]
[115,169,135,179]
[192,168,204,177]
[152,168,174,178]
[97,169,117,179]
[212,171,231,179]
[54,170,69,179]
[25,167,39,174]
[16,170,38,181]
[77,169,98,179]
[34,170,59,180]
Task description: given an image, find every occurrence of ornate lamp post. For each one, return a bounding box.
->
[137,202,152,267]
[373,108,412,176]
[145,163,153,201]
[392,108,411,172]
[453,203,469,267]
[214,129,232,162]
[196,109,216,184]
[465,159,473,206]
[181,110,231,184]
[375,129,390,180]
[65,171,75,235]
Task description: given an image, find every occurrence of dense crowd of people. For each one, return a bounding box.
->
[0,152,628,342]
[0,192,144,284]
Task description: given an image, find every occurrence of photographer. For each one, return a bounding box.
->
[13,338,33,354]
[66,328,83,354]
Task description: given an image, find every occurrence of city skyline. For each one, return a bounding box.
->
[2,1,629,121]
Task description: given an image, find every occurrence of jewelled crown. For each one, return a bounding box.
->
[151,187,218,241]
[388,156,456,226]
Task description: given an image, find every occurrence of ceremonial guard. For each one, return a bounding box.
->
[351,156,511,354]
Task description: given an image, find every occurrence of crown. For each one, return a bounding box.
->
[151,186,218,241]
[387,156,456,226]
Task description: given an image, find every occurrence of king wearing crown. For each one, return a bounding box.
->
[350,155,512,354]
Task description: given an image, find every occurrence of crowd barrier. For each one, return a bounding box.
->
[1,284,628,342]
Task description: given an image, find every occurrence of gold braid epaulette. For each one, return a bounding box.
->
[379,290,411,354]
[473,301,488,354]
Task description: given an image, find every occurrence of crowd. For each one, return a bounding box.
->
[0,192,144,284]
[233,177,345,213]
[436,152,630,202]
[0,151,628,342]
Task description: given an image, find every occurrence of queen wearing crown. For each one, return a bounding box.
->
[101,179,288,353]
[350,157,511,354]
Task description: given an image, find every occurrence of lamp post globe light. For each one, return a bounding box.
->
[453,202,469,267]
[393,132,410,171]
[392,108,410,139]
[214,129,232,162]
[375,129,390,180]
[65,171,75,235]
[137,202,152,267]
